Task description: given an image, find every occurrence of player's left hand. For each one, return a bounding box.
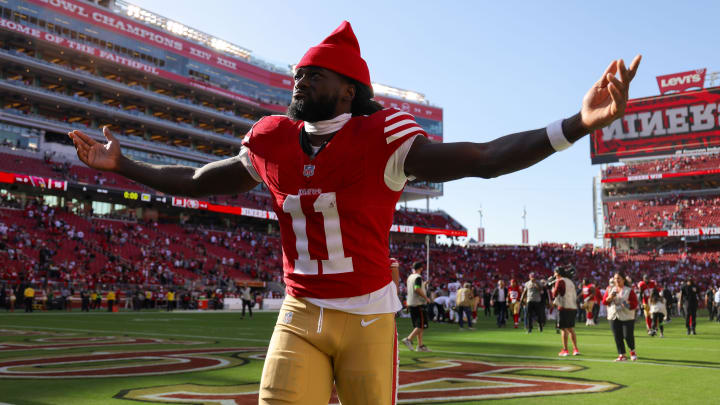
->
[580,55,642,132]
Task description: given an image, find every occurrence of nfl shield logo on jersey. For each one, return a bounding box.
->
[303,165,315,177]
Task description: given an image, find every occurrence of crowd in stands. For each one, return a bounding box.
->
[391,242,719,306]
[603,153,720,179]
[0,196,282,291]
[393,209,464,231]
[1,192,718,313]
[605,195,720,232]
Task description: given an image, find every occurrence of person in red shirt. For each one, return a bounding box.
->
[67,20,641,405]
[637,274,657,333]
[581,278,598,326]
[508,279,522,328]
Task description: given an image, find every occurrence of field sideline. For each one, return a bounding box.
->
[0,310,718,404]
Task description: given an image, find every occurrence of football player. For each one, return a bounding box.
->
[446,277,461,322]
[508,278,522,328]
[67,21,641,405]
[637,274,657,333]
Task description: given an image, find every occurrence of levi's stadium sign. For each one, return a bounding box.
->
[656,69,705,95]
[590,87,720,164]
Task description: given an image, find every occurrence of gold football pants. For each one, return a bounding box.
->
[510,301,521,315]
[259,295,398,405]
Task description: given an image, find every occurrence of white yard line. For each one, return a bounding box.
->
[3,325,718,371]
[431,349,720,371]
[1,325,270,343]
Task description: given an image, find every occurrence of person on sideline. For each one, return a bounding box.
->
[649,289,667,338]
[402,262,431,352]
[508,278,522,328]
[456,282,474,330]
[490,280,509,328]
[679,278,700,335]
[24,284,35,313]
[551,267,580,356]
[241,283,253,319]
[520,273,544,333]
[602,271,639,361]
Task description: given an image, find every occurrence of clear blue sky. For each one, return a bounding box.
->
[137,0,719,245]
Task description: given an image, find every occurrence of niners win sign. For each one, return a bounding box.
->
[590,87,720,163]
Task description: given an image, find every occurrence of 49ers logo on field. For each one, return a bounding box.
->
[117,357,619,404]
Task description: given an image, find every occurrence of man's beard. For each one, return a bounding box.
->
[287,93,339,122]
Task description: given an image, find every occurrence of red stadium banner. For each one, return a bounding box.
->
[656,69,705,95]
[0,171,68,191]
[605,226,720,239]
[373,96,443,122]
[521,228,529,244]
[22,0,293,90]
[174,198,463,236]
[478,227,485,243]
[601,167,720,183]
[590,87,720,164]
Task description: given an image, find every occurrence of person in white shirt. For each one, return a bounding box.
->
[241,283,253,319]
[447,278,461,322]
[649,289,667,338]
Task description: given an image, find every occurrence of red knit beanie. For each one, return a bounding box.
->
[297,21,371,88]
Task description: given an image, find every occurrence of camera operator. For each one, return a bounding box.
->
[602,270,639,361]
[551,266,580,356]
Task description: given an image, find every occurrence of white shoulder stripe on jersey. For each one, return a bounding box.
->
[384,119,417,133]
[386,126,423,144]
[238,145,262,183]
[385,110,413,121]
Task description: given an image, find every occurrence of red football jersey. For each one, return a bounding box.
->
[508,286,521,303]
[638,280,657,304]
[244,109,426,298]
[582,283,596,302]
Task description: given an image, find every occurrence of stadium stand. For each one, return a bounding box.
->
[605,195,720,232]
[3,194,716,304]
[603,153,720,179]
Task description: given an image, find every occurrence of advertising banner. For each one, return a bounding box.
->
[656,69,705,95]
[590,87,720,163]
[0,18,286,113]
[22,0,293,90]
[605,226,720,239]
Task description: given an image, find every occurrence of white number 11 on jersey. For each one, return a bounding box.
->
[282,192,354,275]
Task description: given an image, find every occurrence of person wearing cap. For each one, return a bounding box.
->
[456,282,475,330]
[508,278,522,328]
[520,272,544,333]
[552,267,580,356]
[402,261,431,351]
[67,19,641,405]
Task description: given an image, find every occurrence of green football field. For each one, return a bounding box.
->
[0,309,718,404]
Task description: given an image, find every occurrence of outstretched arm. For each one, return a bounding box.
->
[405,56,641,181]
[68,127,259,197]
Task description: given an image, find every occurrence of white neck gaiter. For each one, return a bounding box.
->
[304,113,352,135]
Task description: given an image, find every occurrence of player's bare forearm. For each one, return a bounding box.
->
[405,113,587,182]
[116,155,258,197]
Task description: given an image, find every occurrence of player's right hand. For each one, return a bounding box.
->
[67,127,122,171]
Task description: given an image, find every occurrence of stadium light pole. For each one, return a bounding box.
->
[425,234,430,281]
